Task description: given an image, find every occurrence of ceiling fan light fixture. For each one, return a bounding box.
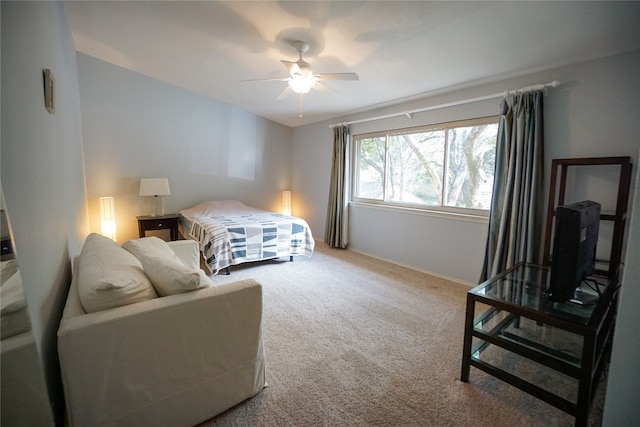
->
[288,74,317,94]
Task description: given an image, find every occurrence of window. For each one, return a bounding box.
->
[353,117,499,215]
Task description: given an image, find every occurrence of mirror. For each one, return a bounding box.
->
[1,193,31,338]
[0,187,54,426]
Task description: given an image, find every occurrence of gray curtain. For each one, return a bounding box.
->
[480,91,544,282]
[325,125,350,248]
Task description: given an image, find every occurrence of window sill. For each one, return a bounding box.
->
[349,201,489,224]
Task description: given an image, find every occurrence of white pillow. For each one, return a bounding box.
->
[139,256,210,296]
[77,233,157,313]
[122,236,183,264]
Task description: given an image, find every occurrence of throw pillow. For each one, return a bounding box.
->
[122,236,183,265]
[77,233,157,313]
[139,256,210,296]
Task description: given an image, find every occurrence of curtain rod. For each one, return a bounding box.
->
[329,80,560,128]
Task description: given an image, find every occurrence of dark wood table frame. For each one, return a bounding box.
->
[542,156,632,282]
[460,262,617,427]
[137,214,180,241]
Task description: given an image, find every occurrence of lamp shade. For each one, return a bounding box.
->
[139,178,171,196]
[282,190,291,216]
[99,196,116,240]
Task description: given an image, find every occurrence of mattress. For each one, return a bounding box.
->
[179,200,315,275]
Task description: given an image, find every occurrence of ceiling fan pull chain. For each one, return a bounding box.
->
[299,94,304,118]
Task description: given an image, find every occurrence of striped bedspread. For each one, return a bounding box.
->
[180,201,314,275]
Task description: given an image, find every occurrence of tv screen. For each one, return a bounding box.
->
[547,200,601,302]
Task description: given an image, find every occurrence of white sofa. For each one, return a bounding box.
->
[58,236,266,427]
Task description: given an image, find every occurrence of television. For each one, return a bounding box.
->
[547,200,601,302]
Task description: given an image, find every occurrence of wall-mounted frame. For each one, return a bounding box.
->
[43,68,55,114]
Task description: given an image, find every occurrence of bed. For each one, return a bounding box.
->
[179,200,315,275]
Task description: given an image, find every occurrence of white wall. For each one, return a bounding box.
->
[603,147,640,425]
[292,49,640,284]
[291,122,335,235]
[77,53,292,242]
[1,2,89,423]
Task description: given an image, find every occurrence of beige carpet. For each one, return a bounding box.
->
[198,242,605,427]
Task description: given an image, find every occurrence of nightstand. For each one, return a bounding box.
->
[137,214,180,241]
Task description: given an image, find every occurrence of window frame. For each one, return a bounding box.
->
[351,115,499,221]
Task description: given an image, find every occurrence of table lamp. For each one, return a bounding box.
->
[139,178,171,216]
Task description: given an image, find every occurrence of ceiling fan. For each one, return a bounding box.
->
[242,41,359,101]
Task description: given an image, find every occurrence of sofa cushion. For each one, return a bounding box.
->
[77,233,157,313]
[122,236,182,264]
[139,256,211,296]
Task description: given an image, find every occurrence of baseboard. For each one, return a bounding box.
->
[347,247,475,288]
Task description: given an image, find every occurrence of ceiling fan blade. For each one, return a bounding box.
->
[282,60,305,77]
[281,60,305,76]
[316,73,359,81]
[281,60,296,70]
[276,85,293,100]
[240,77,290,83]
[314,81,341,94]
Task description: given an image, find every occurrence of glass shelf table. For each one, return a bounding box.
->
[460,262,617,427]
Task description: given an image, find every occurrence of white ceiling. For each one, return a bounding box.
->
[65,1,640,128]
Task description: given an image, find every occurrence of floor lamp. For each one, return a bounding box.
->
[99,196,116,240]
[282,190,291,216]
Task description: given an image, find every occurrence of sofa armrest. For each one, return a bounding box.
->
[58,279,265,426]
[167,239,200,270]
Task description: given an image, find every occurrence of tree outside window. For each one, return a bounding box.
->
[354,117,498,214]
